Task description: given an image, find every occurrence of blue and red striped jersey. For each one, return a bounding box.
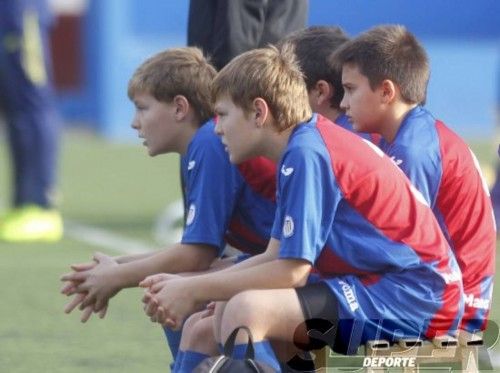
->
[272,114,463,348]
[378,106,496,332]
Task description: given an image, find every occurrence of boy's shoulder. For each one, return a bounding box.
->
[287,115,392,176]
[394,107,471,159]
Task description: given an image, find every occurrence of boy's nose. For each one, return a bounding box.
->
[340,95,348,111]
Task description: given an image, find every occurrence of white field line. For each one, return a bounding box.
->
[64,198,184,254]
[64,219,153,255]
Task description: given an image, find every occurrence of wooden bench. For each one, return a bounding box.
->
[311,331,483,372]
[363,331,483,372]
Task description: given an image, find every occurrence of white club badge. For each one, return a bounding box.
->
[283,215,294,238]
[186,204,196,225]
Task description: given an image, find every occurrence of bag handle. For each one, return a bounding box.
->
[223,326,255,359]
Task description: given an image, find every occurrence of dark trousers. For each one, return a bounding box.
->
[0,0,59,208]
[188,0,308,70]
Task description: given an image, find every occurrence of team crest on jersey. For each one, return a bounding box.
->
[188,160,196,170]
[186,204,196,225]
[283,215,294,237]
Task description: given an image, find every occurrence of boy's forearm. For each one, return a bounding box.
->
[199,237,279,276]
[115,243,218,288]
[114,251,156,264]
[190,258,311,303]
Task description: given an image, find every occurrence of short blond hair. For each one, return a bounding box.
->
[128,47,217,124]
[212,45,312,131]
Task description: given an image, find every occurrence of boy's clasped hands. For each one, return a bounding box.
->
[61,258,204,329]
[140,273,205,330]
[60,253,123,322]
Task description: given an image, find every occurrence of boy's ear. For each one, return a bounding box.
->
[380,79,397,103]
[313,80,333,106]
[173,95,190,119]
[253,98,269,128]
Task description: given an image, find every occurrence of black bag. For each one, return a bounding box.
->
[194,326,278,372]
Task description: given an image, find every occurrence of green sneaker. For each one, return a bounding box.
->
[0,205,63,243]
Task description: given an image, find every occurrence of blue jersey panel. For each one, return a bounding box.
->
[181,120,275,255]
[180,120,241,254]
[272,119,339,263]
[378,107,442,208]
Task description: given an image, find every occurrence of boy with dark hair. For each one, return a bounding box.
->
[281,26,376,143]
[334,24,496,334]
[281,26,348,116]
[141,45,463,370]
[60,47,276,366]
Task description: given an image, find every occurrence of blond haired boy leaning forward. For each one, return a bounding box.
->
[60,47,276,368]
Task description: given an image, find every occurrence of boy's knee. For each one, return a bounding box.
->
[186,318,219,355]
[221,291,263,340]
[179,312,204,350]
[183,312,203,338]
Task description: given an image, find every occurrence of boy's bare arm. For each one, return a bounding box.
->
[113,251,157,264]
[61,243,218,313]
[140,238,279,286]
[141,239,312,329]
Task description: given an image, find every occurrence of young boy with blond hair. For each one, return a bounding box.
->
[60,47,277,367]
[141,45,464,370]
[334,25,496,334]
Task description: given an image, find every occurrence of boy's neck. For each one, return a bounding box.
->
[318,107,342,123]
[177,118,200,155]
[261,126,294,162]
[380,102,418,143]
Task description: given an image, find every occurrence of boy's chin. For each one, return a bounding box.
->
[147,148,160,157]
[228,152,248,165]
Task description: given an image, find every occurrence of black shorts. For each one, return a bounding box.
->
[295,282,351,354]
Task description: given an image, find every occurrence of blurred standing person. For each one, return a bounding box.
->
[187,0,309,70]
[0,0,62,242]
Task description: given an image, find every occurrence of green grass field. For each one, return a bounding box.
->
[0,129,498,372]
[0,129,181,372]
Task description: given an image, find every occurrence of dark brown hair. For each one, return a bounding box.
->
[333,25,429,104]
[280,26,349,109]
